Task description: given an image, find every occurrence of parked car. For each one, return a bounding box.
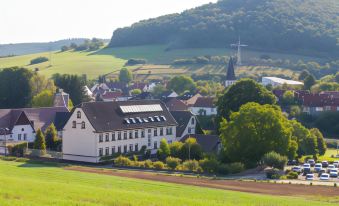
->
[318,169,326,177]
[322,161,329,168]
[305,173,314,181]
[329,169,338,178]
[333,161,339,168]
[314,163,322,172]
[320,173,330,181]
[292,166,302,174]
[302,163,311,175]
[287,160,298,166]
[327,164,335,173]
[307,159,316,167]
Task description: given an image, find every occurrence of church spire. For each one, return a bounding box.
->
[226,57,236,81]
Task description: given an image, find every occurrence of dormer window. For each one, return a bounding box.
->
[72,121,76,128]
[81,121,85,129]
[191,117,195,125]
[77,111,81,119]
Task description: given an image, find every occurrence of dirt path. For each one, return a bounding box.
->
[66,166,339,197]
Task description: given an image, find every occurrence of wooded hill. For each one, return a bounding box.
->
[108,0,339,57]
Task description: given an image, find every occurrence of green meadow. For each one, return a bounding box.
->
[0,160,336,206]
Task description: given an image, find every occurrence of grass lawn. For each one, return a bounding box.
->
[0,160,337,206]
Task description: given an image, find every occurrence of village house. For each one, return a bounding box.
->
[190,97,217,116]
[296,91,339,115]
[0,107,69,142]
[62,100,178,163]
[170,111,197,140]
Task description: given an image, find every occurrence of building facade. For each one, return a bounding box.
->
[62,100,178,163]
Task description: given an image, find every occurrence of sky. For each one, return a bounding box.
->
[1,0,217,44]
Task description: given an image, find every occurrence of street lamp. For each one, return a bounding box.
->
[1,128,9,156]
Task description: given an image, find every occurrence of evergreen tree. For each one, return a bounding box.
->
[34,129,46,155]
[119,68,132,84]
[304,74,316,90]
[44,124,58,150]
[157,138,170,161]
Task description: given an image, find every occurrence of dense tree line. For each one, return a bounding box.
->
[109,0,339,56]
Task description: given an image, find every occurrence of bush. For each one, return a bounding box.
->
[199,158,219,173]
[166,157,181,170]
[262,151,288,170]
[227,162,245,174]
[1,156,17,161]
[173,59,196,65]
[15,158,29,162]
[217,164,230,175]
[125,58,147,66]
[144,160,153,168]
[286,171,298,179]
[266,169,281,179]
[114,156,132,166]
[153,161,165,170]
[30,57,49,65]
[182,160,202,172]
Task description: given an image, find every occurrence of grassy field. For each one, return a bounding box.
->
[0,50,126,79]
[0,159,337,206]
[0,44,324,80]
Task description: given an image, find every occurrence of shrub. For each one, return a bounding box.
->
[15,158,29,162]
[199,158,219,173]
[227,162,245,174]
[169,141,183,158]
[1,156,17,161]
[166,157,182,170]
[153,161,165,170]
[266,169,281,179]
[114,156,132,166]
[182,160,202,172]
[144,160,153,168]
[30,57,49,65]
[125,58,147,66]
[286,171,298,179]
[217,164,230,175]
[157,138,170,161]
[262,151,288,170]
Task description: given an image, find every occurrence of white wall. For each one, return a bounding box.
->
[178,116,196,140]
[62,108,177,163]
[0,125,35,143]
[190,107,217,116]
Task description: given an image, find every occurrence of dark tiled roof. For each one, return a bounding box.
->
[193,97,215,108]
[170,111,193,137]
[163,98,188,111]
[101,91,122,100]
[0,110,31,133]
[54,112,72,131]
[301,93,339,107]
[129,92,154,100]
[181,134,220,153]
[80,100,177,132]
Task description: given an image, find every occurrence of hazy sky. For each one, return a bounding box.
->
[1,0,217,44]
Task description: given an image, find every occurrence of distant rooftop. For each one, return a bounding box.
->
[262,77,303,85]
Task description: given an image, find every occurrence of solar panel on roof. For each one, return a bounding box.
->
[120,104,163,113]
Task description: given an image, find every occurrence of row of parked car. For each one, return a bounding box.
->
[291,159,339,181]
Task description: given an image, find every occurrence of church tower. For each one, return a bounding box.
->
[225,57,237,87]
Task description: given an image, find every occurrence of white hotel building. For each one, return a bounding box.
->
[62,100,178,163]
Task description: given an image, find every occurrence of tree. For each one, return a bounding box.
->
[298,70,310,80]
[61,45,70,52]
[119,68,132,84]
[217,79,276,120]
[335,72,339,83]
[32,90,54,108]
[220,103,293,167]
[165,157,181,170]
[290,120,318,157]
[303,74,316,90]
[169,141,184,158]
[30,57,49,65]
[131,89,142,95]
[30,74,56,96]
[34,129,46,155]
[167,76,196,94]
[52,73,87,105]
[0,67,33,108]
[281,90,295,106]
[262,151,288,170]
[151,84,167,98]
[157,138,170,160]
[44,124,58,150]
[310,128,326,156]
[180,137,203,161]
